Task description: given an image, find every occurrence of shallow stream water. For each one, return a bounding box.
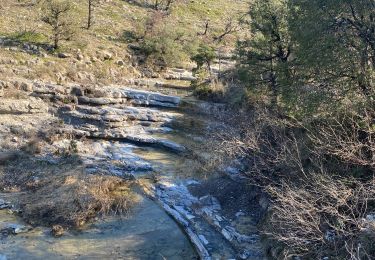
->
[0,84,263,259]
[0,196,197,259]
[0,88,206,259]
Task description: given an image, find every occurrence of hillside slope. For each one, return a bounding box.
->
[0,0,247,86]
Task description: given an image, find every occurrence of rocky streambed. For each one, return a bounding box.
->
[0,74,266,259]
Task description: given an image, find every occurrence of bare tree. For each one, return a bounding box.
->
[197,20,210,36]
[41,0,74,49]
[152,0,176,11]
[214,16,244,42]
[87,0,100,30]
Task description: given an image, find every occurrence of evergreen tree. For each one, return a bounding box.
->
[237,0,293,109]
[290,0,375,100]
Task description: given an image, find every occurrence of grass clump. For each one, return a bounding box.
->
[10,31,48,44]
[20,169,138,228]
[0,155,138,229]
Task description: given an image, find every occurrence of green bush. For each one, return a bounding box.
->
[191,44,216,70]
[139,34,187,66]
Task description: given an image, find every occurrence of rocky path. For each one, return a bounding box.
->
[0,71,265,259]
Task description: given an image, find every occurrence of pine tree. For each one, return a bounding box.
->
[237,0,293,109]
[290,0,375,99]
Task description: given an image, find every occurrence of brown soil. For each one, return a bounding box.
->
[188,175,268,223]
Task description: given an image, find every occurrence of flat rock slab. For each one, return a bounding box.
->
[78,96,122,106]
[69,105,176,124]
[121,88,181,107]
[0,98,48,114]
[125,135,186,153]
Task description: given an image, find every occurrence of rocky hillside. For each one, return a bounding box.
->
[0,0,246,85]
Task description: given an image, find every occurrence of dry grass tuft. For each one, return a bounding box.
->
[19,168,138,228]
[2,88,28,99]
[21,138,43,155]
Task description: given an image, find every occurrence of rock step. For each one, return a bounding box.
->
[2,79,182,108]
[66,105,177,125]
[61,126,186,154]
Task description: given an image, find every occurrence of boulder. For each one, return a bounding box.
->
[51,225,64,237]
[122,88,181,107]
[33,82,67,95]
[158,139,186,153]
[0,199,12,209]
[76,53,84,61]
[70,86,84,96]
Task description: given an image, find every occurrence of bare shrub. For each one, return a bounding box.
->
[266,174,375,259]
[209,106,375,258]
[309,110,375,169]
[214,108,310,184]
[41,0,75,49]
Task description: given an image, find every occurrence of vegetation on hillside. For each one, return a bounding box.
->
[0,0,245,84]
[205,0,375,259]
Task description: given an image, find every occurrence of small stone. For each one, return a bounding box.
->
[76,53,84,61]
[116,60,125,66]
[366,214,375,221]
[51,225,64,237]
[20,82,33,92]
[198,235,209,245]
[102,51,112,60]
[235,211,245,218]
[221,228,234,241]
[90,56,99,63]
[58,53,71,59]
[45,61,55,66]
[70,86,84,96]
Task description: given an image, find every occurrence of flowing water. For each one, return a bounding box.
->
[0,197,197,259]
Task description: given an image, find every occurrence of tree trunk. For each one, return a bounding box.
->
[87,0,93,29]
[269,44,278,109]
[270,72,278,109]
[358,45,372,96]
[54,33,59,50]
